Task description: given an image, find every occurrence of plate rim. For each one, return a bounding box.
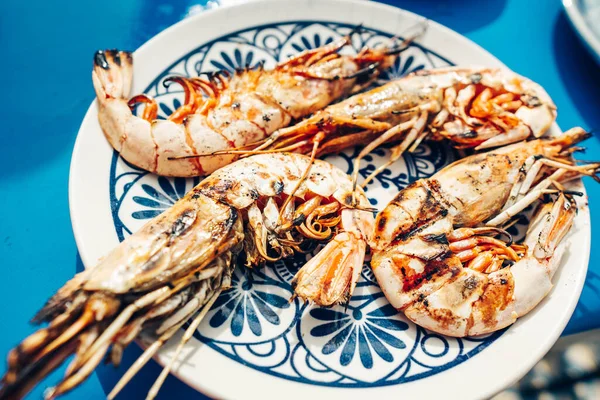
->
[68,0,591,399]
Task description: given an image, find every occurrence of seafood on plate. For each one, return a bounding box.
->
[93,25,424,177]
[0,153,374,399]
[248,66,557,190]
[370,127,596,337]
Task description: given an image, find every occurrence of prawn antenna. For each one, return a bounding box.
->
[386,18,429,55]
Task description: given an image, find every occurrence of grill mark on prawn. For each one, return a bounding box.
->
[182,118,204,175]
[392,215,440,246]
[424,179,457,212]
[387,182,417,206]
[422,232,449,244]
[112,51,122,67]
[251,160,280,182]
[149,121,160,172]
[213,207,239,240]
[244,160,287,196]
[204,113,237,149]
[376,184,420,235]
[247,119,268,138]
[375,202,415,239]
[344,193,353,206]
[168,210,197,243]
[230,96,270,142]
[474,272,514,328]
[198,179,235,202]
[94,50,109,70]
[398,253,457,294]
[404,264,464,313]
[273,180,284,195]
[377,215,387,231]
[201,176,259,206]
[391,187,448,244]
[425,308,457,332]
[253,92,294,124]
[140,251,165,273]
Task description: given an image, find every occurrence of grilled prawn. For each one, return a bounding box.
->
[370,127,596,337]
[252,66,556,189]
[0,153,373,399]
[93,28,417,176]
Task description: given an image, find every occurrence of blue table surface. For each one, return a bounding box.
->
[1,0,599,399]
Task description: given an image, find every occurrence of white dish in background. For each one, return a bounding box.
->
[564,0,600,64]
[68,0,590,399]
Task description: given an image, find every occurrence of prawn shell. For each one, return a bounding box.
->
[465,268,517,336]
[83,193,239,293]
[403,268,488,337]
[199,153,369,210]
[511,244,565,317]
[371,133,585,337]
[152,120,200,176]
[373,182,439,250]
[432,145,540,226]
[280,65,558,161]
[371,251,461,310]
[85,153,370,294]
[264,58,360,119]
[414,66,555,109]
[183,115,237,173]
[93,47,370,177]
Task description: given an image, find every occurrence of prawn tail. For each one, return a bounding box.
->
[525,192,577,269]
[505,193,576,321]
[92,49,133,101]
[292,231,367,307]
[1,289,120,400]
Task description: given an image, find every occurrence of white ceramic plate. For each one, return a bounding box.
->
[69,1,590,399]
[563,0,600,64]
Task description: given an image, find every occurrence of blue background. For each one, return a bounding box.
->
[0,0,598,399]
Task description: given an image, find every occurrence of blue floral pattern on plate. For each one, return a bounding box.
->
[108,21,506,388]
[208,268,292,337]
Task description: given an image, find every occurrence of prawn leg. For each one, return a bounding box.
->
[145,290,221,400]
[360,110,429,189]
